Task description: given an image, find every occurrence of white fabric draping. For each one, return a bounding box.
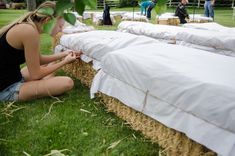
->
[59,30,159,62]
[183,22,235,34]
[55,29,235,155]
[118,21,235,57]
[91,43,235,156]
[157,12,213,22]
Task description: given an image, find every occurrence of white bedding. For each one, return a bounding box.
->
[82,11,127,20]
[59,30,159,62]
[183,22,235,34]
[63,20,95,34]
[91,43,235,156]
[157,13,213,22]
[122,12,148,22]
[188,14,213,22]
[118,21,235,56]
[55,29,235,155]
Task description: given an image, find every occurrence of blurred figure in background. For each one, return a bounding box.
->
[204,0,215,19]
[175,0,189,24]
[140,0,152,15]
[146,0,157,19]
[103,4,112,25]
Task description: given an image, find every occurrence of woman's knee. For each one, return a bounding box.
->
[62,77,74,91]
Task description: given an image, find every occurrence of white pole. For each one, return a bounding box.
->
[232,0,234,8]
[198,0,200,8]
[169,0,172,7]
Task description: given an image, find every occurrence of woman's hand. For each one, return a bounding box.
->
[61,50,82,59]
[74,51,82,59]
[60,51,71,58]
[63,51,82,64]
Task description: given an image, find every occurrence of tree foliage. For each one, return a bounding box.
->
[42,0,96,34]
[119,0,138,7]
[155,0,168,14]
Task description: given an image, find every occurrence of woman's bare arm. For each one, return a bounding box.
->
[20,24,76,80]
[39,52,68,65]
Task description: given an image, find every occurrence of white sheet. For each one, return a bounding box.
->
[55,27,235,155]
[82,11,127,20]
[57,30,160,70]
[63,20,95,34]
[157,13,213,22]
[91,43,235,156]
[122,12,148,22]
[188,14,213,22]
[59,30,160,62]
[118,21,235,56]
[183,22,235,34]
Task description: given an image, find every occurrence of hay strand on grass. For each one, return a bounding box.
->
[40,99,63,120]
[23,151,31,156]
[1,102,25,119]
[107,139,122,150]
[80,108,91,114]
[40,84,64,120]
[43,149,71,156]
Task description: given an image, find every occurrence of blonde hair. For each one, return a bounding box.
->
[0,1,56,37]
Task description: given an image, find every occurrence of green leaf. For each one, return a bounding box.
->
[63,13,76,25]
[155,4,167,14]
[82,0,96,9]
[42,18,56,34]
[154,0,168,14]
[37,7,54,16]
[74,0,85,15]
[55,0,73,16]
[157,0,168,6]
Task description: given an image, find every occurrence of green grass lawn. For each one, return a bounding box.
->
[0,7,234,156]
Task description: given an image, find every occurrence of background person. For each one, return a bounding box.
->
[175,0,189,24]
[140,0,152,15]
[103,4,112,25]
[204,0,215,19]
[0,1,81,102]
[146,0,157,20]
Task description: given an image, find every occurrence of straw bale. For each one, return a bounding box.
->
[99,93,216,156]
[188,19,211,23]
[53,32,64,50]
[157,18,180,26]
[63,60,96,87]
[55,34,216,156]
[155,13,180,26]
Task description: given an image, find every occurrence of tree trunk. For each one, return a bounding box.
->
[27,0,36,11]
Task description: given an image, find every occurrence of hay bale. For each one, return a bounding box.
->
[61,59,216,156]
[99,94,216,156]
[63,60,96,87]
[11,3,26,9]
[54,34,216,156]
[156,17,180,26]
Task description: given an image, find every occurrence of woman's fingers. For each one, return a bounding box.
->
[62,50,83,61]
[75,51,83,59]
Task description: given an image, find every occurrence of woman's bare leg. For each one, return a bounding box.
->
[18,76,74,101]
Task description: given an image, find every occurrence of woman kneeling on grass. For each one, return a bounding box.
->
[0,1,81,102]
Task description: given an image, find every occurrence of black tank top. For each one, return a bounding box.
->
[0,29,25,91]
